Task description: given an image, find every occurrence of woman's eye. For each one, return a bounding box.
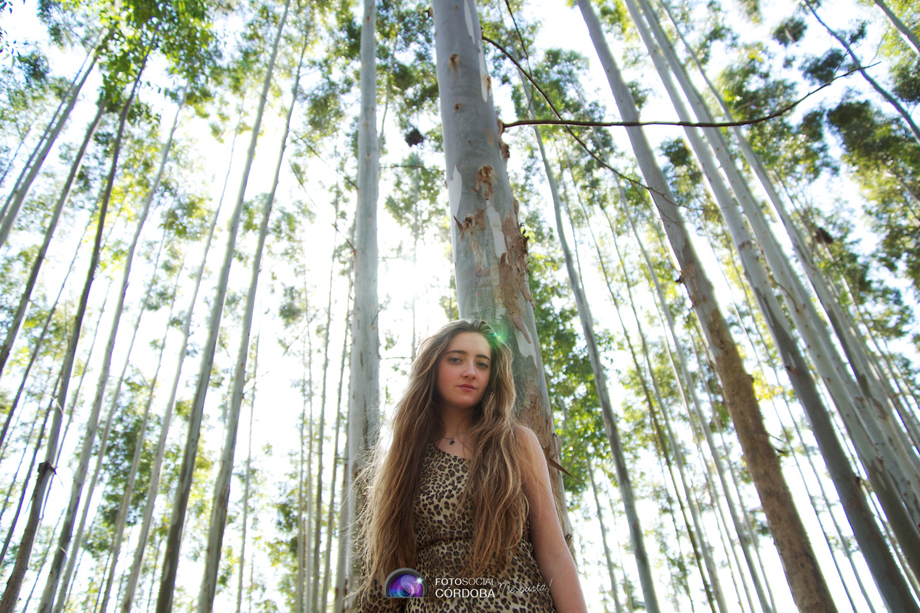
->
[477,362,489,369]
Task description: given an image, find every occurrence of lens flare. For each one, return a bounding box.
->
[384,569,426,598]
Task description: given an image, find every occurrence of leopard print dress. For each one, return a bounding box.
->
[357,443,556,612]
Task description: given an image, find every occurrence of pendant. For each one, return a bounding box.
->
[449,438,455,445]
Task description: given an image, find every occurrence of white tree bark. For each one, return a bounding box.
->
[153,2,290,607]
[575,2,838,610]
[872,0,920,57]
[345,0,381,602]
[431,0,572,542]
[0,104,104,383]
[0,52,98,249]
[195,17,299,611]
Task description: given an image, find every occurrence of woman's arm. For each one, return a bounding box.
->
[518,426,588,613]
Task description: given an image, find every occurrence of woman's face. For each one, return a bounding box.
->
[435,332,492,413]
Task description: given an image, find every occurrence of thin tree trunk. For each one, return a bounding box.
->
[524,85,661,610]
[0,396,45,529]
[873,0,920,58]
[328,270,353,613]
[587,457,625,613]
[57,91,185,613]
[311,192,339,613]
[345,0,381,603]
[119,95,244,613]
[304,320,316,613]
[803,0,920,143]
[0,51,100,249]
[0,69,140,613]
[192,8,293,609]
[97,252,184,613]
[0,395,52,569]
[0,215,90,461]
[53,240,164,613]
[576,1,838,610]
[601,214,731,613]
[0,104,105,383]
[618,195,779,613]
[35,64,150,613]
[431,0,573,546]
[0,35,102,222]
[234,339,258,613]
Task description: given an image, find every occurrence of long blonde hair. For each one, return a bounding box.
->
[357,319,529,591]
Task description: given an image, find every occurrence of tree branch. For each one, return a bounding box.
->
[483,34,866,131]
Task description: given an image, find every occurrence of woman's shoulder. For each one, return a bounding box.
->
[513,425,544,464]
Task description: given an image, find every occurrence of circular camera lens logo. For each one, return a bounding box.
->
[384,568,426,598]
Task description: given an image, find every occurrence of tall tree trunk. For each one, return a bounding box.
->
[119,96,244,613]
[0,397,52,568]
[802,0,920,143]
[35,65,150,613]
[575,1,838,610]
[234,339,258,613]
[311,192,339,613]
[97,252,184,613]
[657,0,920,574]
[0,31,105,220]
[0,104,105,383]
[58,90,185,613]
[0,51,99,249]
[872,0,920,56]
[198,32,300,612]
[587,457,625,613]
[431,0,573,544]
[329,271,353,613]
[154,2,290,608]
[649,0,920,591]
[345,0,381,602]
[54,239,165,613]
[523,85,661,610]
[0,68,139,613]
[613,194,776,613]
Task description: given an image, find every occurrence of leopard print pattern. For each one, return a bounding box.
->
[405,444,556,612]
[356,444,556,613]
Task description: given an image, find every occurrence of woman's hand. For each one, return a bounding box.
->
[519,426,589,613]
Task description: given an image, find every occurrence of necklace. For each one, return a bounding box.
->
[443,436,457,445]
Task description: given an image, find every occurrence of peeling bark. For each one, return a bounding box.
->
[432,0,573,544]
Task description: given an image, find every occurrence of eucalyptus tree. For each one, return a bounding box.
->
[0,45,144,609]
[0,45,100,250]
[430,0,573,542]
[154,0,291,609]
[0,103,105,385]
[659,0,920,578]
[573,1,839,610]
[620,0,919,607]
[197,24,306,611]
[345,0,380,600]
[514,67,662,609]
[94,251,184,613]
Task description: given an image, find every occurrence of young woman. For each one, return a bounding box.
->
[355,319,587,613]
